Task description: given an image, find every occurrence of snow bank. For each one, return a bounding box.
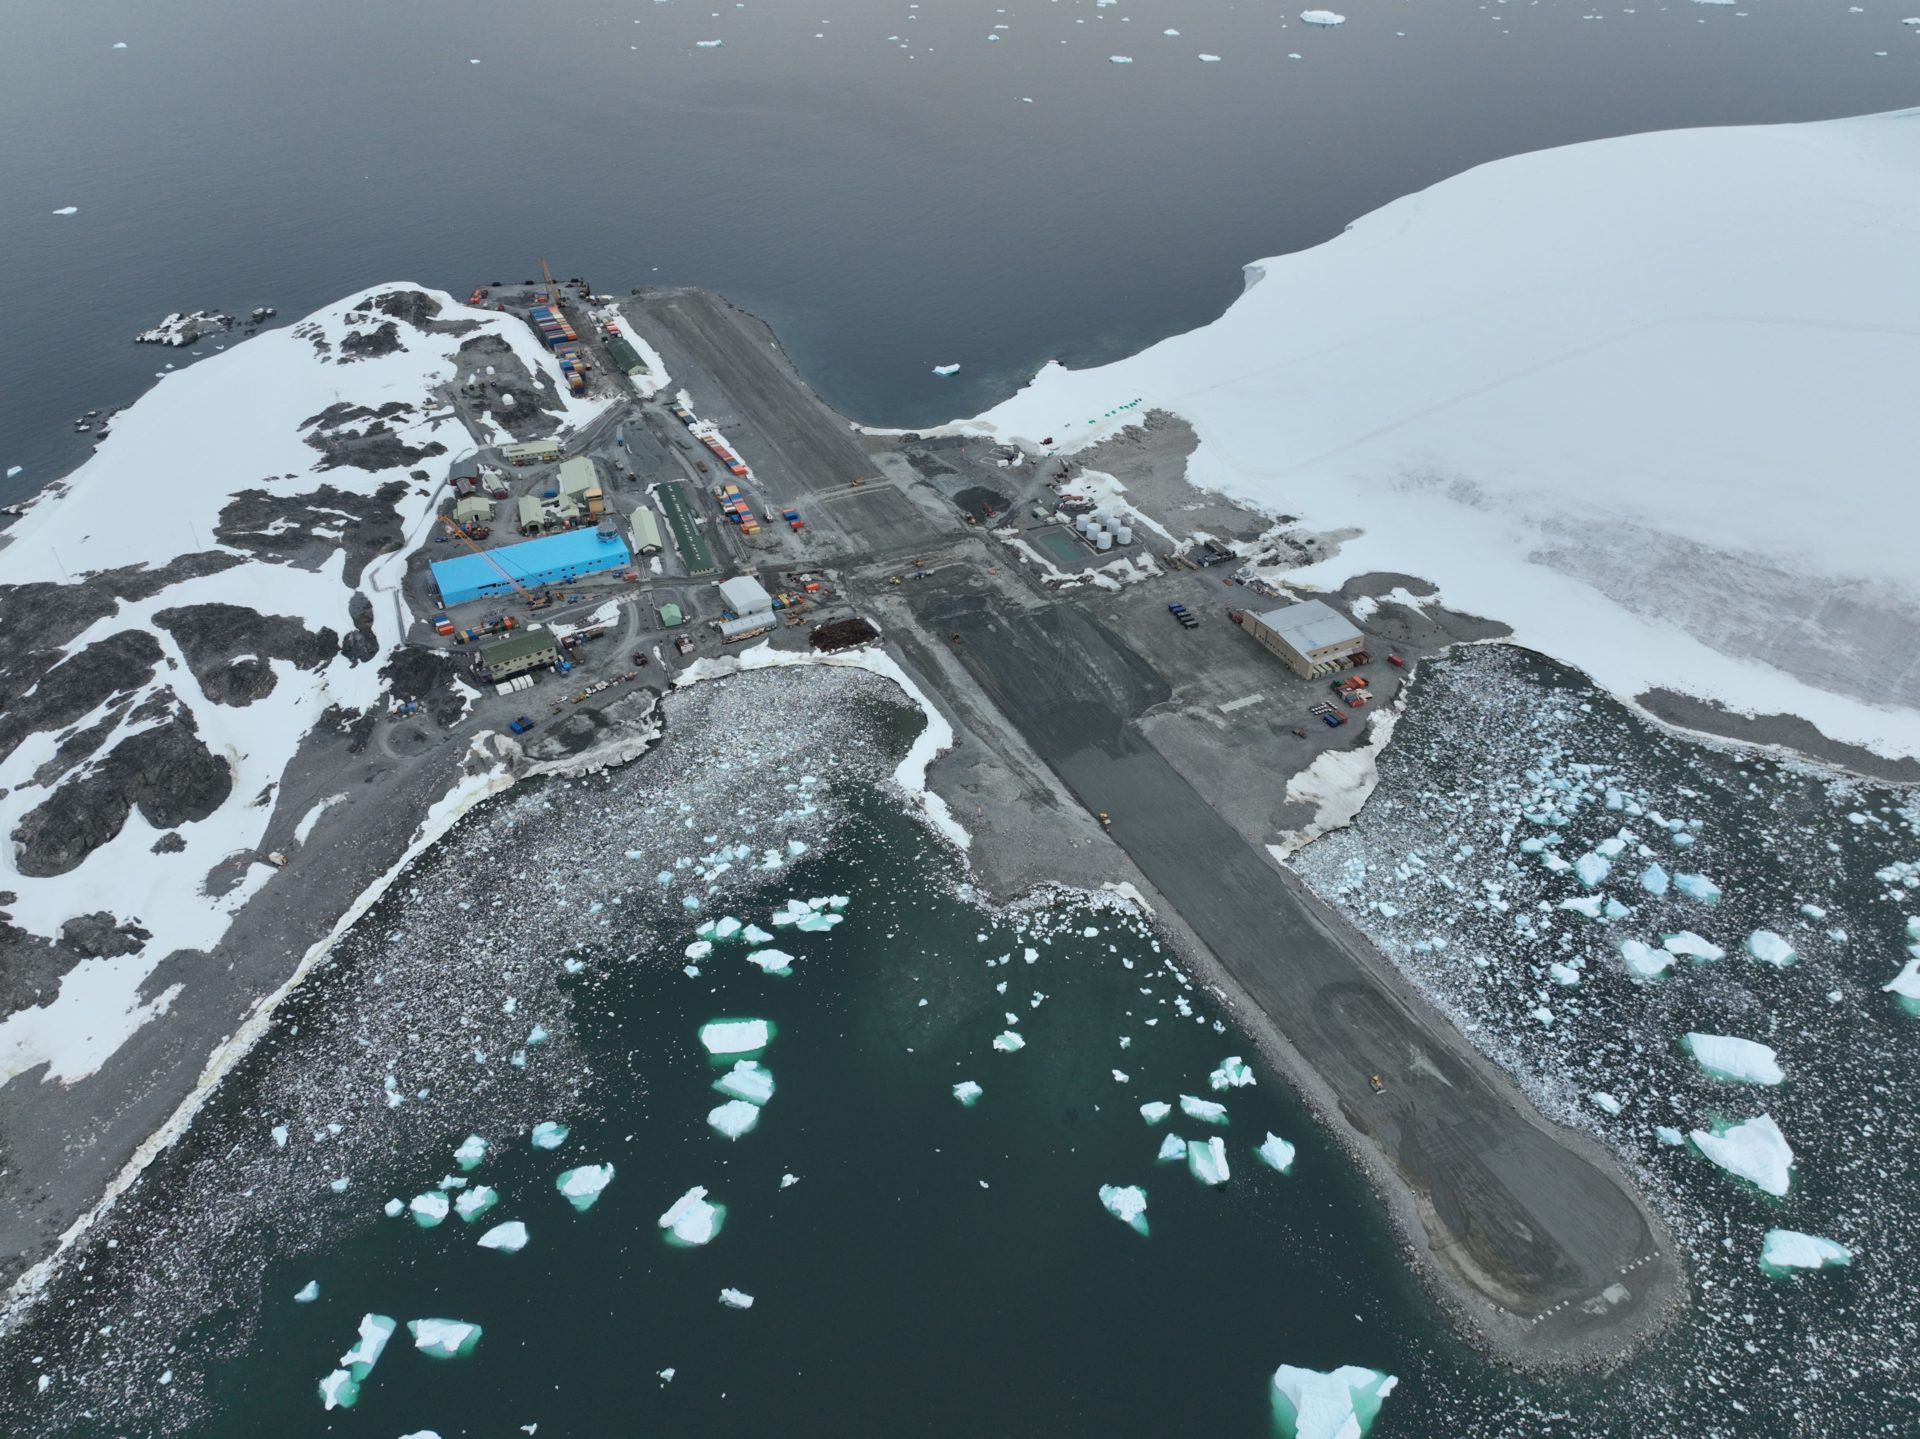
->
[948,111,1920,759]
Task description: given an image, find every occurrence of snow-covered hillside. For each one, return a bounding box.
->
[954,108,1920,759]
[0,287,606,1086]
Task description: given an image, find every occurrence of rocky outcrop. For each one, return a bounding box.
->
[10,693,231,878]
[152,604,339,708]
[0,629,162,766]
[216,479,410,586]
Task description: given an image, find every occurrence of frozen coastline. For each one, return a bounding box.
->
[942,108,1920,763]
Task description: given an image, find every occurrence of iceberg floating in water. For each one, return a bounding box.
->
[716,1059,776,1106]
[993,1030,1026,1053]
[700,1018,774,1057]
[477,1220,529,1253]
[719,1287,756,1309]
[1179,1094,1228,1125]
[408,1318,483,1360]
[1884,958,1920,1013]
[1157,1132,1188,1162]
[1662,930,1725,963]
[556,1163,615,1212]
[1299,8,1347,24]
[453,1134,488,1171]
[531,1120,570,1150]
[455,1185,499,1222]
[1674,873,1722,905]
[1690,1114,1794,1196]
[745,947,797,977]
[707,1099,763,1140]
[1590,1091,1622,1116]
[1639,863,1670,895]
[952,1080,983,1107]
[409,1192,451,1228]
[660,1186,725,1246]
[1270,1363,1398,1439]
[933,363,961,376]
[1619,939,1675,981]
[1139,1100,1172,1124]
[1256,1132,1297,1174]
[338,1312,396,1378]
[383,1198,404,1218]
[1187,1135,1231,1186]
[1098,1183,1150,1235]
[1682,1033,1785,1085]
[1572,852,1611,888]
[1758,1228,1852,1277]
[1744,930,1796,968]
[1208,1056,1255,1091]
[295,1280,320,1303]
[318,1369,359,1411]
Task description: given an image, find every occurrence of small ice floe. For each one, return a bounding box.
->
[1139,1100,1172,1124]
[1744,930,1796,968]
[696,38,723,47]
[318,1370,359,1410]
[454,1135,488,1171]
[329,1176,351,1193]
[1299,8,1347,24]
[4,465,20,477]
[1163,27,1180,35]
[712,916,744,941]
[271,1124,290,1148]
[719,1287,756,1309]
[455,1186,499,1222]
[409,1192,451,1228]
[1619,939,1675,981]
[1112,1068,1131,1083]
[113,41,127,48]
[323,1313,397,1409]
[408,1318,483,1360]
[1209,1056,1255,1091]
[742,923,775,943]
[1270,1364,1398,1438]
[384,1198,405,1218]
[1157,1133,1188,1161]
[685,940,713,960]
[1639,863,1671,896]
[993,1030,1026,1053]
[1558,894,1605,919]
[1690,1114,1794,1196]
[1098,1183,1150,1235]
[745,948,797,977]
[1256,1133,1296,1174]
[1187,1136,1231,1186]
[1656,1126,1686,1146]
[1589,1092,1622,1116]
[1662,931,1725,963]
[660,1186,725,1246]
[295,1281,320,1303]
[1109,55,1134,63]
[1683,1033,1784,1085]
[708,1099,762,1139]
[932,364,961,376]
[52,206,78,216]
[1198,52,1221,61]
[716,1060,775,1106]
[1573,853,1611,888]
[1885,958,1920,1013]
[556,1164,615,1211]
[780,1173,799,1188]
[953,1080,984,1106]
[1179,1094,1228,1125]
[1548,962,1580,987]
[532,1121,570,1150]
[1758,1229,1852,1277]
[1675,873,1721,905]
[478,1220,529,1253]
[700,1018,774,1057]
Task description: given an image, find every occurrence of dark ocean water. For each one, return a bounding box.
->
[3,0,1913,497]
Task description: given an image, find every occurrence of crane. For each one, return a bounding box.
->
[439,515,538,605]
[540,257,561,303]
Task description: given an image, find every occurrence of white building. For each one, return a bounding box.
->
[1244,599,1364,678]
[719,574,774,620]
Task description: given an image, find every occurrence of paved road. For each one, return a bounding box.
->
[915,585,1670,1349]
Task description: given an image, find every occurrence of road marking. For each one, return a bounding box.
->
[1217,693,1262,715]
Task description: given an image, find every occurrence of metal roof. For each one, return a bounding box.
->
[719,575,773,617]
[1252,599,1361,652]
[474,628,558,665]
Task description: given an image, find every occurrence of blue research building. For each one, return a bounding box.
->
[429,529,631,607]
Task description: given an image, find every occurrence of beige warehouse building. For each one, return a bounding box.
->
[1244,599,1364,678]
